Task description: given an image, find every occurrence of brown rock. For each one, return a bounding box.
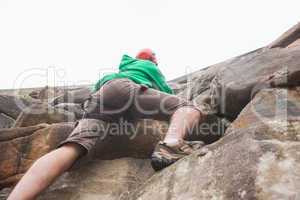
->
[0,158,154,200]
[0,123,74,188]
[51,87,92,106]
[54,103,85,119]
[0,95,30,119]
[130,87,300,200]
[0,119,165,189]
[40,158,154,200]
[28,86,64,101]
[14,103,76,127]
[178,41,300,121]
[268,22,300,48]
[0,114,14,129]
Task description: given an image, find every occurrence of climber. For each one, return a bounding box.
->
[8,49,205,200]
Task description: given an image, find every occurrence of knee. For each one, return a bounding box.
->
[60,143,87,158]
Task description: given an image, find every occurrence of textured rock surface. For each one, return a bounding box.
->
[0,123,72,188]
[1,23,300,199]
[0,95,31,119]
[268,22,300,48]
[54,103,85,119]
[50,87,92,106]
[0,158,154,200]
[130,88,300,200]
[0,119,165,189]
[38,158,154,200]
[28,86,64,101]
[0,114,14,129]
[14,103,76,127]
[179,45,300,121]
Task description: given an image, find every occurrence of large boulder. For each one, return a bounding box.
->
[0,158,154,200]
[50,87,92,106]
[28,86,64,101]
[54,103,85,119]
[0,119,165,189]
[129,87,300,200]
[181,45,300,121]
[13,103,76,127]
[0,114,14,129]
[175,23,300,122]
[0,95,31,119]
[38,158,154,200]
[0,123,72,188]
[268,22,300,48]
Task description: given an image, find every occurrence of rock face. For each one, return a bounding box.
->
[130,87,300,200]
[268,22,300,48]
[0,119,164,189]
[39,158,154,200]
[0,123,72,188]
[0,95,31,119]
[0,158,154,200]
[1,23,300,199]
[14,103,76,127]
[50,87,92,106]
[0,114,14,129]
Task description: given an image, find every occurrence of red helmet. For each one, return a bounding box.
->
[136,48,158,65]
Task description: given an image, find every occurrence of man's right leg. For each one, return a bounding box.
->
[8,79,135,199]
[8,118,108,200]
[7,143,84,200]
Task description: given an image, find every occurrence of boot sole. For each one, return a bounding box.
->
[151,155,175,171]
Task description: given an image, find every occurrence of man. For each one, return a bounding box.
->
[8,49,204,200]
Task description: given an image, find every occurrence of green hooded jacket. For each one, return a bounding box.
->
[93,55,173,94]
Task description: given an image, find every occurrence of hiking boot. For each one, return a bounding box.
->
[151,140,205,171]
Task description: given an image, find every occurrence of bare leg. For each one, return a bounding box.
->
[7,143,85,200]
[163,107,202,145]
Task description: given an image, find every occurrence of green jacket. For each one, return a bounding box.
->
[93,55,173,94]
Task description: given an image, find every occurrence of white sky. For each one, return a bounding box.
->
[0,0,299,89]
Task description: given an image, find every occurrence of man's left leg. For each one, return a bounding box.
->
[163,106,202,145]
[129,85,206,170]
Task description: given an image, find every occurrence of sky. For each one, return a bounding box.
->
[0,0,299,89]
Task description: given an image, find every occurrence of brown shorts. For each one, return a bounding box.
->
[59,78,200,154]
